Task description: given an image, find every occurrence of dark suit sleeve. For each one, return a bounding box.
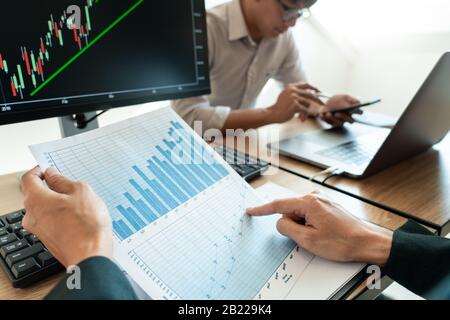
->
[45,256,138,300]
[383,221,450,298]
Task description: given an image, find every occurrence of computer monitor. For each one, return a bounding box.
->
[0,0,210,128]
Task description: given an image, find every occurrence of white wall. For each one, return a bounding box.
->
[313,0,450,117]
[0,119,61,175]
[348,52,443,117]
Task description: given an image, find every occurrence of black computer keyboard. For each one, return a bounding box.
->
[215,146,270,181]
[0,209,63,288]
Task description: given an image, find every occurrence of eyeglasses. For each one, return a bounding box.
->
[277,0,311,22]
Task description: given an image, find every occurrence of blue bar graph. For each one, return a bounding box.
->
[162,139,215,187]
[113,221,127,239]
[156,145,206,192]
[129,179,168,216]
[153,157,197,197]
[147,160,188,203]
[112,121,230,241]
[117,220,133,239]
[117,205,143,231]
[132,166,179,209]
[124,192,158,223]
[168,129,223,181]
[137,200,159,222]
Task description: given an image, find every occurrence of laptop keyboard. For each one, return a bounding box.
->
[316,140,377,166]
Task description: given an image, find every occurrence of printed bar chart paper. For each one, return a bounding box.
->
[29,107,298,300]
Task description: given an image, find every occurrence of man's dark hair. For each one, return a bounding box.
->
[291,0,318,8]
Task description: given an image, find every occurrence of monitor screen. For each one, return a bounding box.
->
[0,0,210,125]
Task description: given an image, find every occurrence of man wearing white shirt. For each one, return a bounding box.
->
[172,0,361,133]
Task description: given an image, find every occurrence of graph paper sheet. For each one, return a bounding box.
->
[30,107,363,300]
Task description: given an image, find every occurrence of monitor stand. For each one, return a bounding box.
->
[58,112,99,138]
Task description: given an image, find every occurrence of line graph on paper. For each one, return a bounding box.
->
[129,177,295,300]
[30,107,296,300]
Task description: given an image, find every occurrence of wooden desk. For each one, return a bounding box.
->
[0,168,407,300]
[236,117,450,235]
[325,134,450,235]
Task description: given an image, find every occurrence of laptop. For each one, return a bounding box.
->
[269,52,450,178]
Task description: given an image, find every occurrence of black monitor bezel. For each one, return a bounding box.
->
[0,88,210,125]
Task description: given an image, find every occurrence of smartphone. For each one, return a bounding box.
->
[325,99,382,114]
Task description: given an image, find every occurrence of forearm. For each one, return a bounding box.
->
[222,108,275,132]
[382,221,450,296]
[352,226,393,266]
[353,220,450,297]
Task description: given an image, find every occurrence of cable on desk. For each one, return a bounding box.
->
[309,167,344,183]
[322,169,345,184]
[309,167,337,181]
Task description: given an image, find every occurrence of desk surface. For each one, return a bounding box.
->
[0,168,407,300]
[326,135,450,235]
[238,117,450,235]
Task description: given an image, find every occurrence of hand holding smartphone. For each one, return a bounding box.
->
[323,99,382,115]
